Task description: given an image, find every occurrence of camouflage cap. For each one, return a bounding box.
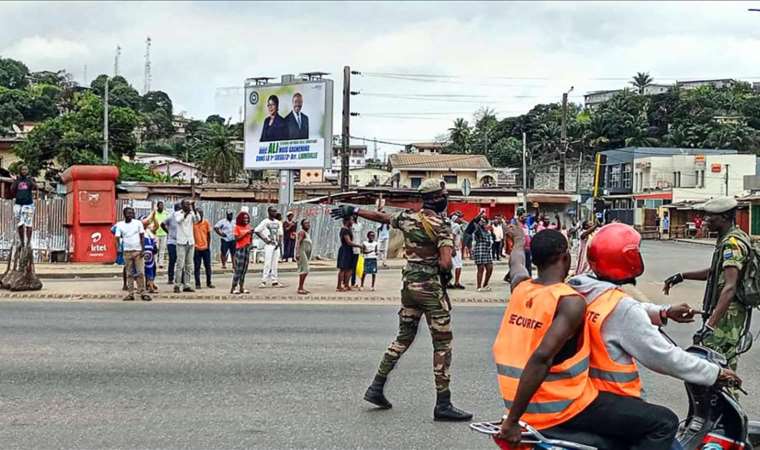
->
[418,178,446,194]
[700,196,738,214]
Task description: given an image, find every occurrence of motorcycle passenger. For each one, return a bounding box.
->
[663,197,751,371]
[570,222,740,398]
[495,226,678,450]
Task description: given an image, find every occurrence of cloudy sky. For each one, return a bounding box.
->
[1,1,759,158]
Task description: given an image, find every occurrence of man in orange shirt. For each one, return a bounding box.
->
[193,208,215,289]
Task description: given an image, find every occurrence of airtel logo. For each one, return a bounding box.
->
[91,232,102,243]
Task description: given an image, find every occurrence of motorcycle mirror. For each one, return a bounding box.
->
[737,331,754,355]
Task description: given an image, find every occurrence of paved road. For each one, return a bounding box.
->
[4,241,757,450]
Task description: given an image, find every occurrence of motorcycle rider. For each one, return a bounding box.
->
[496,226,679,450]
[570,222,740,399]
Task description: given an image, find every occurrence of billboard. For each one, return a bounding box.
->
[244,79,333,170]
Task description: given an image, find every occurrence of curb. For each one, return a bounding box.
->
[35,260,510,280]
[672,239,716,247]
[0,291,506,304]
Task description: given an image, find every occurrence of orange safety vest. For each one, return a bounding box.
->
[493,281,598,430]
[586,288,643,398]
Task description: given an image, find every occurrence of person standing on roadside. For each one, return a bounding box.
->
[331,178,473,421]
[360,231,379,291]
[193,208,214,289]
[255,206,284,288]
[663,197,751,371]
[161,203,182,285]
[231,211,254,295]
[282,211,297,263]
[350,215,363,288]
[152,201,169,269]
[467,212,494,292]
[449,212,466,290]
[377,210,391,269]
[173,199,199,293]
[115,207,151,302]
[296,219,313,295]
[491,216,504,261]
[214,211,236,270]
[10,165,37,248]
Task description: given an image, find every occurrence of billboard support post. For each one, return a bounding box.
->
[340,66,351,192]
[279,170,294,205]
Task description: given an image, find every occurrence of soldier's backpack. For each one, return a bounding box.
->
[735,234,760,308]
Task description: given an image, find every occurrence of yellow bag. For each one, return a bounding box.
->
[356,254,365,279]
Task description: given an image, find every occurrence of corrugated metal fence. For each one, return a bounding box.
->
[116,198,399,262]
[1,196,398,264]
[0,198,68,263]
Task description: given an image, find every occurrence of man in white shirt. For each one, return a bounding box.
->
[214,211,236,270]
[114,206,150,301]
[255,206,284,288]
[491,217,504,261]
[173,199,200,293]
[450,212,466,289]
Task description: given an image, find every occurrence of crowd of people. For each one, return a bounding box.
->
[110,202,396,300]
[111,202,323,300]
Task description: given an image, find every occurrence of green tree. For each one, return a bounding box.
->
[205,114,226,126]
[630,72,653,94]
[193,122,242,182]
[447,118,471,153]
[0,58,29,89]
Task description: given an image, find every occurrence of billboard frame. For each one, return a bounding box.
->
[243,77,334,171]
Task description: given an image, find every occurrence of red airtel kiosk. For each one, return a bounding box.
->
[61,165,120,263]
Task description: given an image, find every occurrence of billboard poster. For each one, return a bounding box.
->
[244,80,333,170]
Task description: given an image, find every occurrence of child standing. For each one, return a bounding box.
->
[360,231,378,291]
[143,219,159,293]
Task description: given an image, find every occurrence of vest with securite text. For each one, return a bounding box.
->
[493,281,598,430]
[586,288,642,398]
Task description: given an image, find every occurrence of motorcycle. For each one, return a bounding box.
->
[471,343,760,449]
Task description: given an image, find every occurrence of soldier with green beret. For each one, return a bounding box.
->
[664,196,751,370]
[331,178,473,421]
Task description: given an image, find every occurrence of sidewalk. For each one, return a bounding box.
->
[31,258,507,279]
[673,238,716,247]
[8,261,511,304]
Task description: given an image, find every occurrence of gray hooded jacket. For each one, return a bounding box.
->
[568,274,719,388]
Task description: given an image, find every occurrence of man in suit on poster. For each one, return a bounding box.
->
[285,92,309,139]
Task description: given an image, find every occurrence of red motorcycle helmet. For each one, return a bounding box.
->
[587,223,644,282]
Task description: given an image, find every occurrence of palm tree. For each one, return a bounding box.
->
[448,118,471,153]
[630,72,654,94]
[194,123,242,183]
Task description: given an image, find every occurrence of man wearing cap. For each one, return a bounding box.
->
[330,178,473,421]
[664,196,751,370]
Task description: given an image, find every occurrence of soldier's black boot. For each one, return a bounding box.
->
[433,390,473,421]
[364,375,392,409]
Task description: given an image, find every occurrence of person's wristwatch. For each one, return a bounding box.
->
[660,305,671,325]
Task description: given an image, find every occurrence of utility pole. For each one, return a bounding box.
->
[559,86,573,191]
[522,132,528,211]
[114,45,121,77]
[340,66,351,192]
[576,151,583,221]
[143,37,152,94]
[725,164,730,196]
[103,77,109,164]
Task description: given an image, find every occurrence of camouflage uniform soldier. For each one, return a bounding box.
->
[664,197,751,370]
[331,178,473,421]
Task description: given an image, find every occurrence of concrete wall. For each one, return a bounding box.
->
[396,169,479,190]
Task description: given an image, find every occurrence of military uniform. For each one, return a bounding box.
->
[702,225,751,370]
[358,178,472,421]
[376,208,454,392]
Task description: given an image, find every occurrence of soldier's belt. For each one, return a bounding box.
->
[404,262,440,274]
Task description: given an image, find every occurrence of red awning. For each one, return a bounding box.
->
[633,192,672,200]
